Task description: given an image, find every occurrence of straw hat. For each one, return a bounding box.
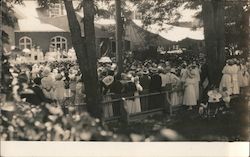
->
[102,75,114,86]
[142,69,149,75]
[126,73,133,80]
[150,67,158,73]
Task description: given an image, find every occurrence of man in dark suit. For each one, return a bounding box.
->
[139,70,151,111]
[109,74,123,116]
[149,68,162,109]
[139,70,151,90]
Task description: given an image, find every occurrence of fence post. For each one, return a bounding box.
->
[120,98,129,125]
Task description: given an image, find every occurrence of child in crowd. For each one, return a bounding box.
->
[207,86,222,117]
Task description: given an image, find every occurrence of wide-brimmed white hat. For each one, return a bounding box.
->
[102,75,114,86]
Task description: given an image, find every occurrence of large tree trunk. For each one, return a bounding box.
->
[202,0,225,87]
[115,0,123,74]
[83,0,102,118]
[63,0,101,118]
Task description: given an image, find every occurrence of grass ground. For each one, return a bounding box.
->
[107,95,249,141]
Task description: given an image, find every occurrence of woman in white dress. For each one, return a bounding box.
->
[53,74,66,105]
[219,61,233,95]
[41,67,54,99]
[169,68,180,106]
[192,63,200,101]
[231,60,240,95]
[132,76,143,113]
[183,67,197,110]
[180,63,188,82]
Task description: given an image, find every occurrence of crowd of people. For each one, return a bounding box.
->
[1,51,250,119]
[1,49,250,141]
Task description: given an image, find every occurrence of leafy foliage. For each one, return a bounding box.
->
[224,1,249,51]
[1,0,18,44]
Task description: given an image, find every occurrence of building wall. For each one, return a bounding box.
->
[15,32,73,52]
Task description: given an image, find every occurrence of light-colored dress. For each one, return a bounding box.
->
[231,64,239,94]
[219,65,233,94]
[169,73,180,106]
[41,76,54,99]
[53,80,65,101]
[132,82,143,113]
[183,77,197,106]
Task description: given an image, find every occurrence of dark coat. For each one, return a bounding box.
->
[122,81,136,98]
[21,85,53,105]
[109,80,123,95]
[149,74,162,92]
[139,75,151,90]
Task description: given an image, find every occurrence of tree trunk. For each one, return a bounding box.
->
[63,0,101,118]
[115,0,123,74]
[202,0,225,87]
[83,0,102,118]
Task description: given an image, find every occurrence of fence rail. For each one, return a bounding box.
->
[73,87,184,122]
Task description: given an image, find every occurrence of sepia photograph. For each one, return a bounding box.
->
[1,0,250,156]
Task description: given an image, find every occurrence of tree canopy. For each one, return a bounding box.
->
[1,0,18,44]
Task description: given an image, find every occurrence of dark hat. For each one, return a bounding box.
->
[33,77,42,85]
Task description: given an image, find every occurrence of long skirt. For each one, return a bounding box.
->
[183,85,197,106]
[232,81,240,95]
[170,92,179,106]
[54,88,65,101]
[124,99,134,114]
[219,74,233,94]
[132,92,141,113]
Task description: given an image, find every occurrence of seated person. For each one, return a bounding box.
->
[207,86,222,117]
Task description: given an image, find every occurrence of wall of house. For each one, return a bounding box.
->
[15,32,73,52]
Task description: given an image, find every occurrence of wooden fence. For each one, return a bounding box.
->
[73,86,184,123]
